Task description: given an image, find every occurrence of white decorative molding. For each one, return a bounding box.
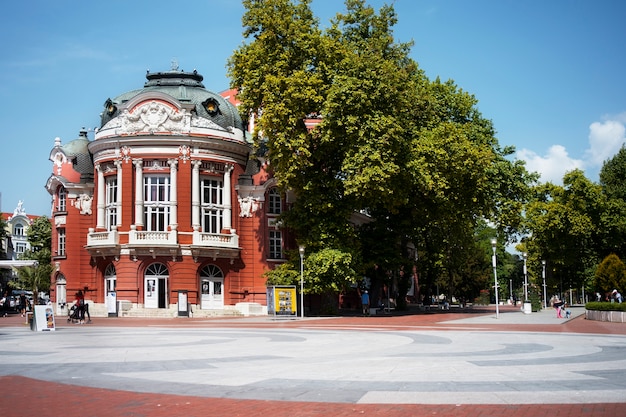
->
[100,100,229,136]
[55,216,67,227]
[120,146,132,163]
[179,145,191,163]
[190,116,226,131]
[52,151,66,175]
[238,196,260,218]
[74,194,93,215]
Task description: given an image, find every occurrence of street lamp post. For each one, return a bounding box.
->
[522,252,528,302]
[491,238,499,319]
[299,246,305,319]
[542,260,547,309]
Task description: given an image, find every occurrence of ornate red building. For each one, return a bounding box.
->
[45,67,292,317]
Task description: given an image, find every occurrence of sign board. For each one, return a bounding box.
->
[177,290,189,317]
[33,305,56,331]
[266,286,297,317]
[106,291,117,316]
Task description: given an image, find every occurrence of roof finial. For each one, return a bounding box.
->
[171,59,179,71]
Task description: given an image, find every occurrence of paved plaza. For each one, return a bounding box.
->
[1,305,625,416]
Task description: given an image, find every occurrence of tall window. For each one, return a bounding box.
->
[269,230,283,259]
[57,187,67,212]
[105,176,118,230]
[15,242,26,255]
[13,224,24,236]
[268,188,282,214]
[57,228,66,257]
[144,175,170,231]
[201,177,224,233]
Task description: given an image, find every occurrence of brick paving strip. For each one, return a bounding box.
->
[1,305,625,417]
[3,375,624,417]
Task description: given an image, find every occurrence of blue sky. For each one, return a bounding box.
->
[1,0,625,217]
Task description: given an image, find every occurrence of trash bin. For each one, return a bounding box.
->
[523,301,532,315]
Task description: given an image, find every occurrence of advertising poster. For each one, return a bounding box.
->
[269,286,297,317]
[34,305,56,332]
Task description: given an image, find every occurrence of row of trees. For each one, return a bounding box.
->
[229,0,626,306]
[523,146,626,301]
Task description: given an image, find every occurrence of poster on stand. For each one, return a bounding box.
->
[34,305,56,331]
[266,286,297,317]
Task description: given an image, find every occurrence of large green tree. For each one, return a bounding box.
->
[229,0,534,302]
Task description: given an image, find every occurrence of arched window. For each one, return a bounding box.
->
[13,223,24,236]
[57,187,67,212]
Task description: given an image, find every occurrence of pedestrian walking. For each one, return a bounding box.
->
[361,290,370,316]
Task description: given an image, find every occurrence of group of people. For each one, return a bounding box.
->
[69,290,91,324]
[0,290,31,317]
[595,289,623,303]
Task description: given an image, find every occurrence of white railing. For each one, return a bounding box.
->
[192,231,239,248]
[129,229,177,245]
[86,229,119,246]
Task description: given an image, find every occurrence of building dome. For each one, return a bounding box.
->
[97,66,245,136]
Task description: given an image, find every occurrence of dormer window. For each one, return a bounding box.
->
[13,224,24,236]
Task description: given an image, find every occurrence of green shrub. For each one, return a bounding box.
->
[474,289,490,306]
[585,302,626,312]
[529,292,542,312]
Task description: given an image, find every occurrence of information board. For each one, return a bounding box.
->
[266,286,297,317]
[33,305,56,331]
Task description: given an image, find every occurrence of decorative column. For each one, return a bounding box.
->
[223,164,233,231]
[96,164,105,229]
[191,160,201,231]
[133,159,144,227]
[168,159,178,229]
[115,160,123,227]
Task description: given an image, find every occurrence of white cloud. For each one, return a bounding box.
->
[517,113,626,184]
[517,145,583,184]
[584,116,626,166]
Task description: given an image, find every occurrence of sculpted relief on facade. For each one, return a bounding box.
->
[100,100,226,135]
[238,196,260,218]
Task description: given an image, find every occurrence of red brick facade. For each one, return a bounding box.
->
[45,68,290,317]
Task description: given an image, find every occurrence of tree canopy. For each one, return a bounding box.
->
[11,216,53,299]
[228,0,535,302]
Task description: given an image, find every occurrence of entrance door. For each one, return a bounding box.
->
[104,264,117,316]
[200,264,224,309]
[55,275,66,316]
[145,263,169,309]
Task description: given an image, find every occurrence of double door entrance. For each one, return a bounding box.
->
[144,263,168,309]
[200,264,224,309]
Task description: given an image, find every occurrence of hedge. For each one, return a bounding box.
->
[584,302,626,312]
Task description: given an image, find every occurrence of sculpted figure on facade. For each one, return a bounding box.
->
[238,196,260,218]
[74,194,93,215]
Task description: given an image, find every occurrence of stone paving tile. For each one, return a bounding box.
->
[2,305,625,417]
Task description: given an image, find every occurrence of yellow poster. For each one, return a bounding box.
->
[272,286,297,316]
